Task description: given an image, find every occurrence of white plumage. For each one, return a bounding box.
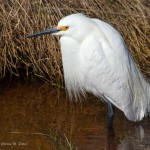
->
[59,14,150,121]
[27,13,150,122]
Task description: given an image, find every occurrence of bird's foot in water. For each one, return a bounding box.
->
[107,101,115,129]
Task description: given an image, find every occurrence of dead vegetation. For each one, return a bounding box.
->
[0,0,150,85]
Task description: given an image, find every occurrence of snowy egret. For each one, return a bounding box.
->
[27,13,150,128]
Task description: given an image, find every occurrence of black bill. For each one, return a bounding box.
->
[27,28,59,38]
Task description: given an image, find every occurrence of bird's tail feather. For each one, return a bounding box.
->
[128,57,150,121]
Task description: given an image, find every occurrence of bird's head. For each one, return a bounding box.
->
[27,13,95,42]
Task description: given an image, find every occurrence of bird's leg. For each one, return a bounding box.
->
[107,101,115,129]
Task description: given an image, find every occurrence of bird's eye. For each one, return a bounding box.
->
[64,26,69,31]
[57,26,69,31]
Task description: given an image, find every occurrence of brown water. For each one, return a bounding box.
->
[0,82,150,150]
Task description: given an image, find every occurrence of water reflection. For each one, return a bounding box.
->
[117,124,150,150]
[0,83,149,150]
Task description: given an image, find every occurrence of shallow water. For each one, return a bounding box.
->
[0,82,149,150]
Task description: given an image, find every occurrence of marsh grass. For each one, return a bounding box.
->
[0,0,150,85]
[9,130,76,150]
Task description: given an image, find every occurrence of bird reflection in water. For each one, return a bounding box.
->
[107,120,150,150]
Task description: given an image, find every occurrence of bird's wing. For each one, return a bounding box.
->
[92,18,131,74]
[80,35,138,121]
[93,19,150,119]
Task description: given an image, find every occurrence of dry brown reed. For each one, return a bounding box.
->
[0,0,150,86]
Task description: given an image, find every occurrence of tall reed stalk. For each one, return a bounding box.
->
[0,0,150,86]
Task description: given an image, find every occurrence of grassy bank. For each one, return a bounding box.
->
[0,0,150,86]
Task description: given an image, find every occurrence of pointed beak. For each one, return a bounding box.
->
[27,28,59,38]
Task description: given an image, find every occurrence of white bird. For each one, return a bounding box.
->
[27,13,150,128]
